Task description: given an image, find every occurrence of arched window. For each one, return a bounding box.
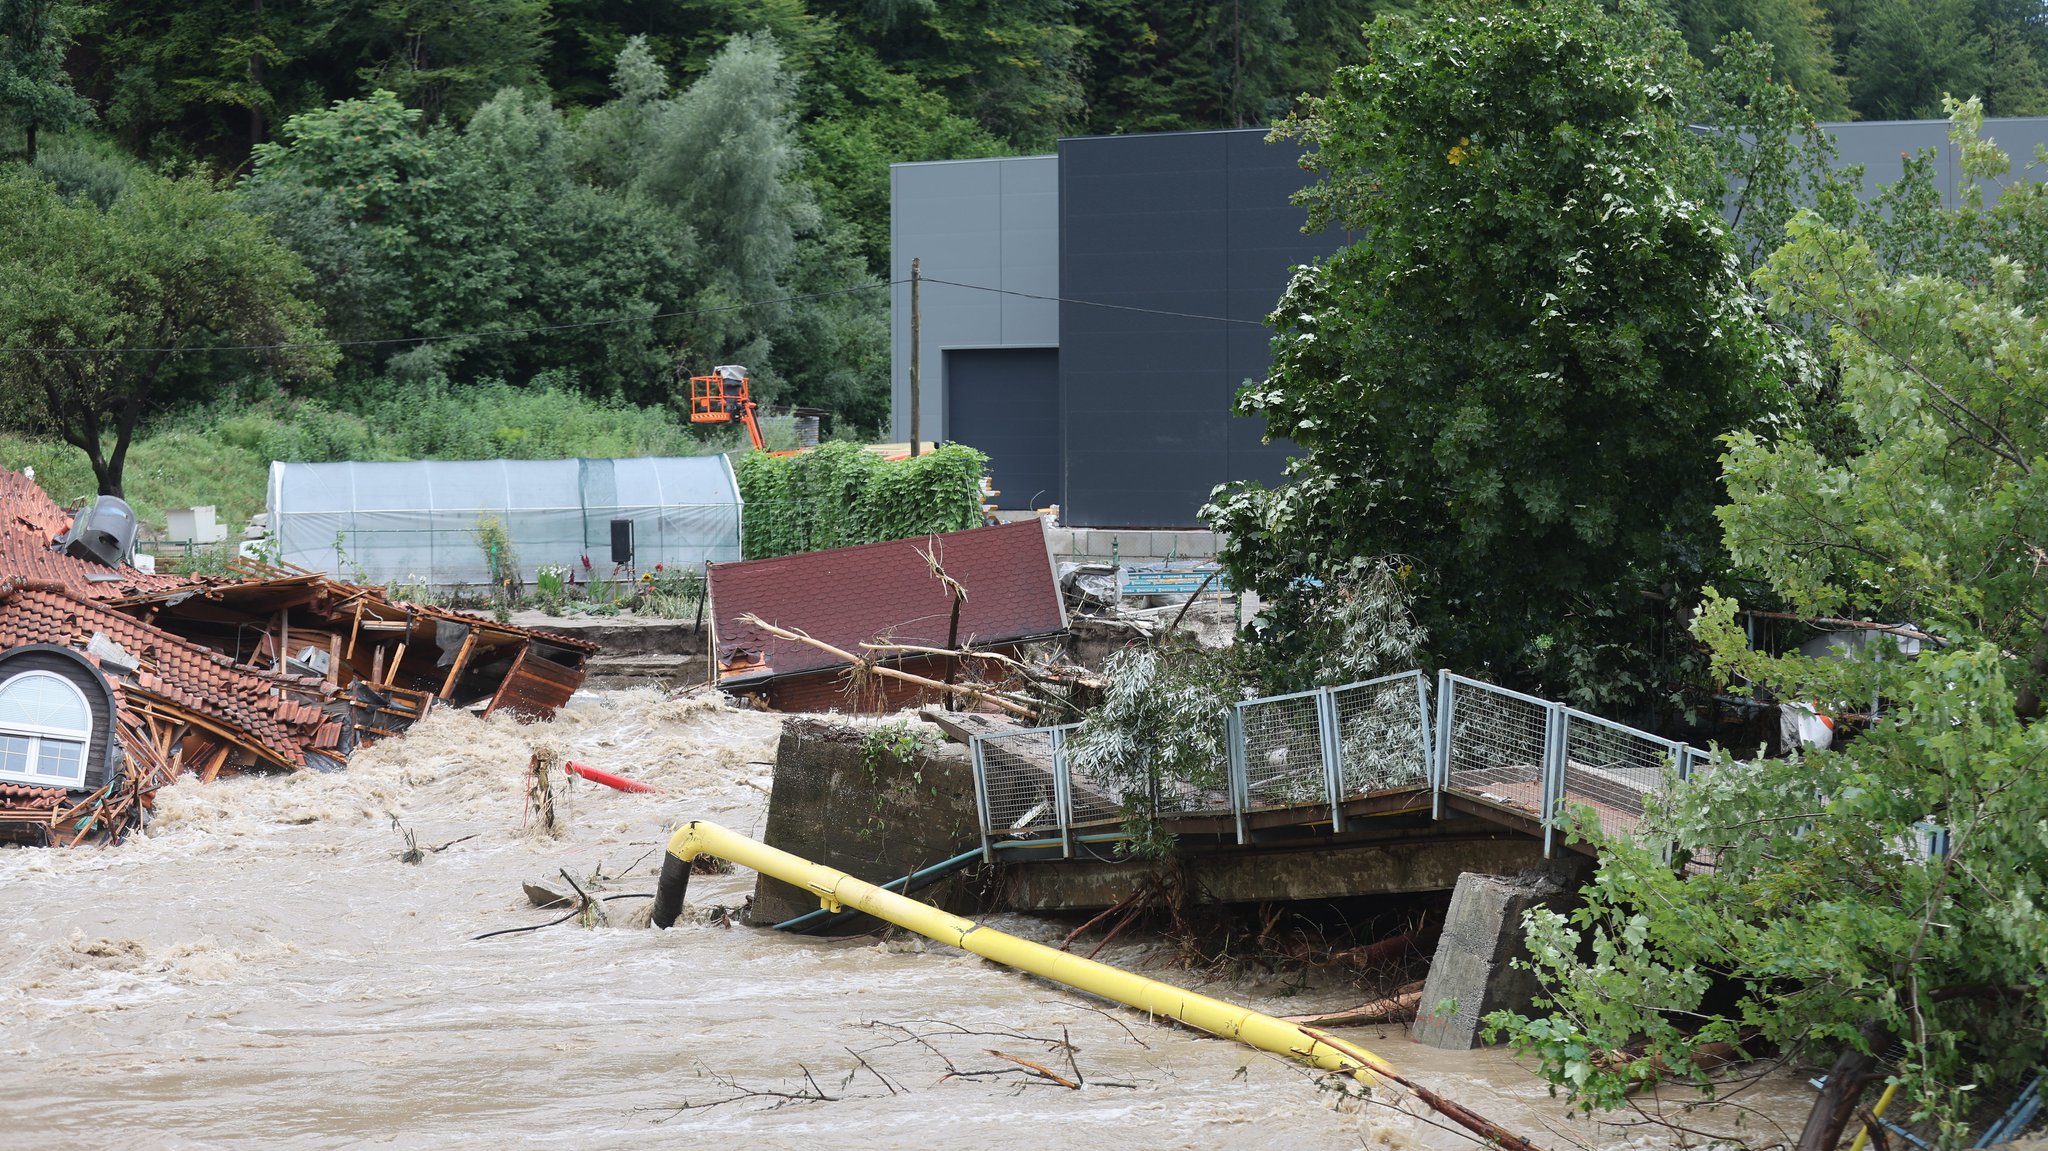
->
[0,671,92,788]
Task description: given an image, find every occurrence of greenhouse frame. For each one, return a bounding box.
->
[266,457,743,589]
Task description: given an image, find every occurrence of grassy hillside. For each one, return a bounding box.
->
[0,384,784,539]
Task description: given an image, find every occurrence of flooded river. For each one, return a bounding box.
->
[1,691,1812,1150]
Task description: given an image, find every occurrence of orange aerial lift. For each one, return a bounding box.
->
[687,363,1000,521]
[687,364,767,451]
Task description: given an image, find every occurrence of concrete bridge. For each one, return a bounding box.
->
[744,674,1709,1049]
[954,671,1711,1047]
[964,670,1706,878]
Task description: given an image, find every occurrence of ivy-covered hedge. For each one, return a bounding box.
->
[735,441,990,559]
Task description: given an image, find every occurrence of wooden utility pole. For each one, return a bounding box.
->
[909,257,922,458]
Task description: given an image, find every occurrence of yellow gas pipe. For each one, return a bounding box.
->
[651,820,1542,1151]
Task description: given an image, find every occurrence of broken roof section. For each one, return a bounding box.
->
[0,470,200,602]
[0,468,599,847]
[708,518,1067,703]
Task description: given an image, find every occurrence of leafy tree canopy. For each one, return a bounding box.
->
[1488,101,2048,1151]
[1209,0,1784,713]
[0,167,332,496]
[0,0,93,162]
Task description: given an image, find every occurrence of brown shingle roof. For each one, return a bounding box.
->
[708,519,1066,684]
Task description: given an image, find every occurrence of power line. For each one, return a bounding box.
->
[918,277,1271,327]
[2,271,1275,357]
[2,281,897,357]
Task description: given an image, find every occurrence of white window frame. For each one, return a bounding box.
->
[0,670,94,789]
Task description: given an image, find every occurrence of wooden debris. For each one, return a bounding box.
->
[1302,1026,1548,1151]
[1282,983,1425,1027]
[527,749,561,837]
[983,1049,1080,1089]
[739,614,1037,717]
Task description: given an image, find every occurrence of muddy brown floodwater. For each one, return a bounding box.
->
[0,691,1815,1151]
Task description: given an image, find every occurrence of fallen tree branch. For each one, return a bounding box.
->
[1160,567,1225,644]
[1301,1026,1548,1151]
[1282,988,1423,1028]
[983,1049,1080,1089]
[859,640,1107,691]
[739,614,1037,717]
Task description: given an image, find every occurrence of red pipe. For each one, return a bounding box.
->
[564,760,657,793]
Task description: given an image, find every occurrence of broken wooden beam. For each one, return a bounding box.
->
[738,614,1037,717]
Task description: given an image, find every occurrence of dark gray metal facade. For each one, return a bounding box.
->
[889,155,1059,446]
[945,347,1061,512]
[892,115,2048,530]
[1057,129,1342,527]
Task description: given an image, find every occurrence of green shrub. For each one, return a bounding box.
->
[735,441,988,559]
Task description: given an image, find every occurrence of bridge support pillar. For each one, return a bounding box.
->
[1411,861,1591,1049]
[749,717,982,928]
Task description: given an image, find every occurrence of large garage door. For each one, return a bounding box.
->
[946,348,1060,513]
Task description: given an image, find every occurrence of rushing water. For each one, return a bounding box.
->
[0,691,1813,1150]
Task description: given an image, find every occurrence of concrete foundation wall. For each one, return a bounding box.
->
[1001,836,1552,912]
[1411,861,1592,1049]
[750,717,983,928]
[1043,526,1221,564]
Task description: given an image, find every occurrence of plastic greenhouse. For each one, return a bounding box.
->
[266,457,743,588]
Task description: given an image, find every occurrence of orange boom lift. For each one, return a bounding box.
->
[687,364,766,451]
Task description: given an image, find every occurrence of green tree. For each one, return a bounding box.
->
[822,0,1085,149]
[80,0,348,162]
[1208,0,1780,713]
[0,0,94,162]
[1489,102,2047,1151]
[351,0,552,123]
[1072,0,1385,135]
[635,32,819,394]
[1844,0,1989,118]
[245,85,696,399]
[0,169,332,496]
[1661,0,1851,116]
[797,35,1006,273]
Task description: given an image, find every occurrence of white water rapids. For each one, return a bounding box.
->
[0,691,1814,1150]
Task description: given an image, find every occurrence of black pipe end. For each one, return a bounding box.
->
[650,851,692,929]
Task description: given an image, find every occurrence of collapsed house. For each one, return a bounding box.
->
[706,518,1068,712]
[0,469,597,847]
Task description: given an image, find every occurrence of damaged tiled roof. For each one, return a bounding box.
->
[708,519,1067,683]
[0,782,65,810]
[0,579,327,768]
[0,470,200,601]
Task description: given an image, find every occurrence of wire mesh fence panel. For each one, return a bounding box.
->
[1147,711,1237,817]
[1059,712,1234,821]
[1558,711,1682,840]
[1239,692,1330,810]
[1330,673,1431,796]
[976,729,1067,840]
[1053,734,1133,826]
[1441,678,1552,816]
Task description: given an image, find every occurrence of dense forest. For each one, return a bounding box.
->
[3,0,2047,500]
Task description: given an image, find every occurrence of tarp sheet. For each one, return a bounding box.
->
[267,457,743,588]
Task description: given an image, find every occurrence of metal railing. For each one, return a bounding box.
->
[967,669,1705,860]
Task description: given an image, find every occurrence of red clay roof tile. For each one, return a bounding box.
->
[0,782,65,809]
[0,470,201,601]
[0,585,321,767]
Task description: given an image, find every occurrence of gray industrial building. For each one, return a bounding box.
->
[892,117,2048,529]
